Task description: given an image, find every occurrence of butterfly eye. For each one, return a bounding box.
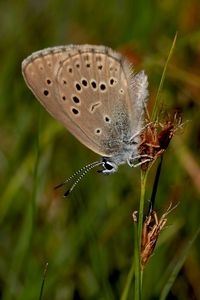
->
[104,161,114,170]
[100,159,118,174]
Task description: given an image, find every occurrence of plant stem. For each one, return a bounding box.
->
[120,259,135,300]
[134,170,147,299]
[151,32,178,122]
[148,157,163,213]
[121,171,148,300]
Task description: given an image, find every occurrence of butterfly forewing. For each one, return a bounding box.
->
[22,45,147,157]
[22,46,77,131]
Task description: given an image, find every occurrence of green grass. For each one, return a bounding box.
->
[1,0,200,299]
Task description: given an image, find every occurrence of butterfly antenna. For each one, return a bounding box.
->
[64,161,103,196]
[54,161,101,189]
[54,161,102,195]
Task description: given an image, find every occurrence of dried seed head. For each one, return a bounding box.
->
[140,202,178,268]
[138,111,183,170]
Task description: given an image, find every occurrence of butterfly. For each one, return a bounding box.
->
[22,45,149,194]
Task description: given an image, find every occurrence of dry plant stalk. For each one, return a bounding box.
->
[139,112,183,170]
[140,203,178,268]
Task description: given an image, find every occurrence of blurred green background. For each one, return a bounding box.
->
[0,0,200,299]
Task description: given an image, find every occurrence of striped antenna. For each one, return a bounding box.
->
[54,161,102,196]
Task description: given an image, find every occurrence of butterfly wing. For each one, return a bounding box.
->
[22,45,148,157]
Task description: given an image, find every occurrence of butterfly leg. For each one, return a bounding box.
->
[129,123,153,144]
[128,154,153,168]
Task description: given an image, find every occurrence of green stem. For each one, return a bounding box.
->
[151,32,178,122]
[120,259,135,300]
[39,263,48,300]
[134,171,147,299]
[121,171,148,300]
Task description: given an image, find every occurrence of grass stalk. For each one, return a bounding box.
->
[151,32,178,122]
[121,170,148,300]
[134,171,148,299]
